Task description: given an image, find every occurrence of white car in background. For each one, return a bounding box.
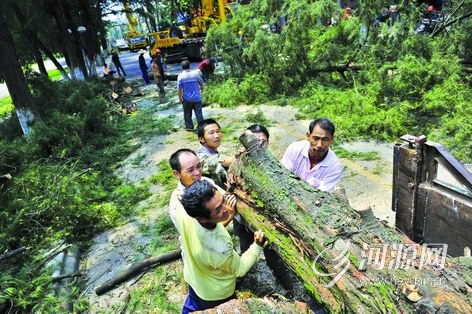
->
[115,38,129,51]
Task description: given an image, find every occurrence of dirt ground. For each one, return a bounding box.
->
[80,77,397,313]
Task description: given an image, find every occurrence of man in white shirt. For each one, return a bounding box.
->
[281,118,343,193]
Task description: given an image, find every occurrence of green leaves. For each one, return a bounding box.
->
[0,77,156,312]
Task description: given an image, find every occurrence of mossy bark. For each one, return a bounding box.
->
[227,133,472,313]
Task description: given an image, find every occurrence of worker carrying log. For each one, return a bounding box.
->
[168,148,234,231]
[177,179,268,313]
[195,119,235,189]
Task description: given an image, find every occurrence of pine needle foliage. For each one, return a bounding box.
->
[204,0,472,161]
[0,76,165,312]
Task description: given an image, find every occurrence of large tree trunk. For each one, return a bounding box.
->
[0,10,41,135]
[12,3,47,77]
[12,3,68,79]
[38,41,70,81]
[227,133,472,313]
[50,0,87,80]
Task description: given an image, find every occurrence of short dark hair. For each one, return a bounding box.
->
[196,118,221,138]
[180,180,215,218]
[181,60,190,69]
[246,124,269,141]
[169,148,196,172]
[309,118,335,137]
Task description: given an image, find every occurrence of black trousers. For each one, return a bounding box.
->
[233,219,293,289]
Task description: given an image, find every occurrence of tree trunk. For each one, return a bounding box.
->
[12,3,67,79]
[63,0,90,78]
[227,133,472,313]
[78,0,106,75]
[33,48,48,77]
[194,297,313,313]
[12,3,47,77]
[144,0,157,32]
[0,10,41,135]
[38,41,70,80]
[51,0,87,80]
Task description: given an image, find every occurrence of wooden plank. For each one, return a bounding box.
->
[394,144,421,239]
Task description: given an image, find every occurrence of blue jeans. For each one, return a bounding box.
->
[140,68,151,84]
[182,100,203,129]
[182,285,235,314]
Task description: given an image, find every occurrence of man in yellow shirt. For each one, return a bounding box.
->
[178,179,268,313]
[168,148,233,232]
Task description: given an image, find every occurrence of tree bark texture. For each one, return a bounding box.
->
[194,297,314,314]
[0,10,41,134]
[227,133,472,313]
[50,0,87,79]
[12,3,67,79]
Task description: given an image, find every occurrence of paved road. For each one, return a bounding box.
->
[105,51,198,81]
[0,51,198,98]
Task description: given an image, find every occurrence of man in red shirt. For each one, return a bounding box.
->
[197,58,217,82]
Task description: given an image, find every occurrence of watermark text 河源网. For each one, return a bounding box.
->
[311,239,448,288]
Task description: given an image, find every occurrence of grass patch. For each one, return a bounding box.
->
[0,96,13,116]
[48,69,65,81]
[333,147,381,161]
[149,160,175,187]
[131,153,147,166]
[148,214,179,253]
[244,109,271,126]
[127,265,181,313]
[125,214,181,313]
[121,105,174,140]
[148,160,177,208]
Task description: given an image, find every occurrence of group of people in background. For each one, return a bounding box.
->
[102,46,217,110]
[168,117,343,313]
[101,50,126,78]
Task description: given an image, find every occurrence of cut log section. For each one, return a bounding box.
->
[227,133,472,313]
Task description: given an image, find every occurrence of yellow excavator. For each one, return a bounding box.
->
[123,0,148,52]
[148,0,239,62]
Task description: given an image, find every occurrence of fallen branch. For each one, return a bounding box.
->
[94,249,181,296]
[51,272,83,283]
[0,246,26,263]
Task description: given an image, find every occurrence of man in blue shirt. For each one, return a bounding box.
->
[177,60,205,131]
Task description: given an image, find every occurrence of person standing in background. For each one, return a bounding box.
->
[177,60,204,130]
[138,49,151,85]
[111,51,126,76]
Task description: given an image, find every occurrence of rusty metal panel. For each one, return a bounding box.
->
[394,143,421,239]
[417,184,472,256]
